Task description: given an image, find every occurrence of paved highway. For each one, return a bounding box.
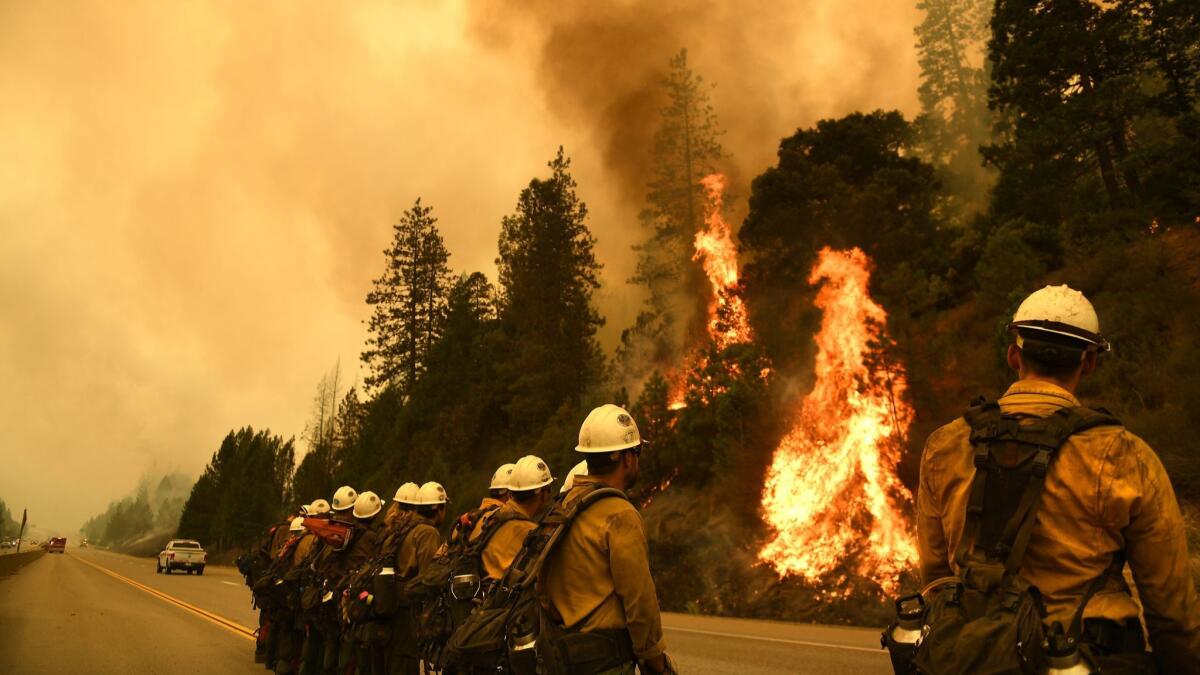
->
[0,547,891,674]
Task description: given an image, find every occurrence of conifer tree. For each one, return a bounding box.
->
[362,199,452,394]
[620,49,725,380]
[496,148,604,432]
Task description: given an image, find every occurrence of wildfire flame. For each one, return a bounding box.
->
[668,173,755,410]
[758,247,917,594]
[694,173,752,350]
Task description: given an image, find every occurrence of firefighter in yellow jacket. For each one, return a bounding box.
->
[389,481,447,675]
[542,404,677,675]
[479,456,544,581]
[917,285,1200,672]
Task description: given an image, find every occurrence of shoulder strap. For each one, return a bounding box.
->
[956,402,1121,573]
[500,486,628,594]
[381,517,421,563]
[470,508,533,556]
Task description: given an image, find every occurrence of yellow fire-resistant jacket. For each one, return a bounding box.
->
[394,515,442,578]
[540,476,667,661]
[481,501,536,580]
[467,497,507,543]
[917,379,1200,671]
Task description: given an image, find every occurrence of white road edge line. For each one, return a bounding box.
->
[662,625,884,654]
[220,581,241,587]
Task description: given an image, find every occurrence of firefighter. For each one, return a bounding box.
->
[479,456,544,582]
[559,459,588,497]
[385,483,419,528]
[273,516,318,674]
[464,463,516,544]
[917,285,1200,672]
[298,500,333,675]
[541,404,676,675]
[389,481,448,675]
[308,485,359,675]
[263,507,307,668]
[339,491,387,675]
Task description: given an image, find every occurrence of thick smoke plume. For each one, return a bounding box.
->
[470,1,922,207]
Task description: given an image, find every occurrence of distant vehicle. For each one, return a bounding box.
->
[45,537,66,554]
[157,539,206,575]
[0,539,13,549]
[80,538,89,549]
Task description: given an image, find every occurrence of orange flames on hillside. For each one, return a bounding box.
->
[668,173,755,411]
[758,247,917,594]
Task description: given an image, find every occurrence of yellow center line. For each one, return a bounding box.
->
[73,554,257,642]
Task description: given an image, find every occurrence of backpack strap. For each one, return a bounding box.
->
[1067,550,1126,640]
[954,399,1002,568]
[957,401,1121,575]
[468,507,533,558]
[499,486,628,594]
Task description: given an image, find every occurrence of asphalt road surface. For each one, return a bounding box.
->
[0,547,891,674]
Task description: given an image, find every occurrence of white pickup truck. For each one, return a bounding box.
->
[157,539,207,575]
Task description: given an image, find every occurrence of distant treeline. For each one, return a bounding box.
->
[0,498,19,539]
[80,473,192,551]
[176,0,1200,624]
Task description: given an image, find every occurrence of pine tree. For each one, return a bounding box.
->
[986,0,1149,215]
[496,148,605,433]
[914,0,994,207]
[620,49,725,381]
[362,199,452,394]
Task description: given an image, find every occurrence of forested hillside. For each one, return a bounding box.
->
[80,473,193,554]
[176,0,1199,623]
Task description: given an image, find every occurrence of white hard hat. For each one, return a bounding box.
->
[308,499,331,515]
[332,485,359,512]
[299,504,311,515]
[289,516,304,532]
[508,455,554,491]
[560,460,588,494]
[353,491,382,519]
[414,481,449,505]
[490,463,516,491]
[1010,285,1110,352]
[575,404,641,453]
[392,482,420,504]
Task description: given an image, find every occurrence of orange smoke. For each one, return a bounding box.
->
[758,246,916,594]
[668,173,755,410]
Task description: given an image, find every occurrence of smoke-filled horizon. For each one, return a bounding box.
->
[0,0,920,532]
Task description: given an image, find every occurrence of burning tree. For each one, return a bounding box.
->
[758,247,917,595]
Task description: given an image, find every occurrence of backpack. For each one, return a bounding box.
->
[444,485,633,675]
[409,506,533,670]
[343,517,421,626]
[884,400,1124,675]
[253,534,305,611]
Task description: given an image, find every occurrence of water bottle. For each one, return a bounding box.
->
[883,594,927,672]
[1043,631,1091,675]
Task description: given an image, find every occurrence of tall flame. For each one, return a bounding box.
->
[694,173,752,350]
[758,247,917,594]
[668,173,754,410]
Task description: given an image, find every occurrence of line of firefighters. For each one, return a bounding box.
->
[238,403,677,675]
[237,285,1200,675]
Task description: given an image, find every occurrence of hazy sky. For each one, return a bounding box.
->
[0,0,920,532]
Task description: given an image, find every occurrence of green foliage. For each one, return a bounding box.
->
[176,427,294,551]
[362,199,452,394]
[914,0,995,209]
[986,0,1199,224]
[496,147,605,434]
